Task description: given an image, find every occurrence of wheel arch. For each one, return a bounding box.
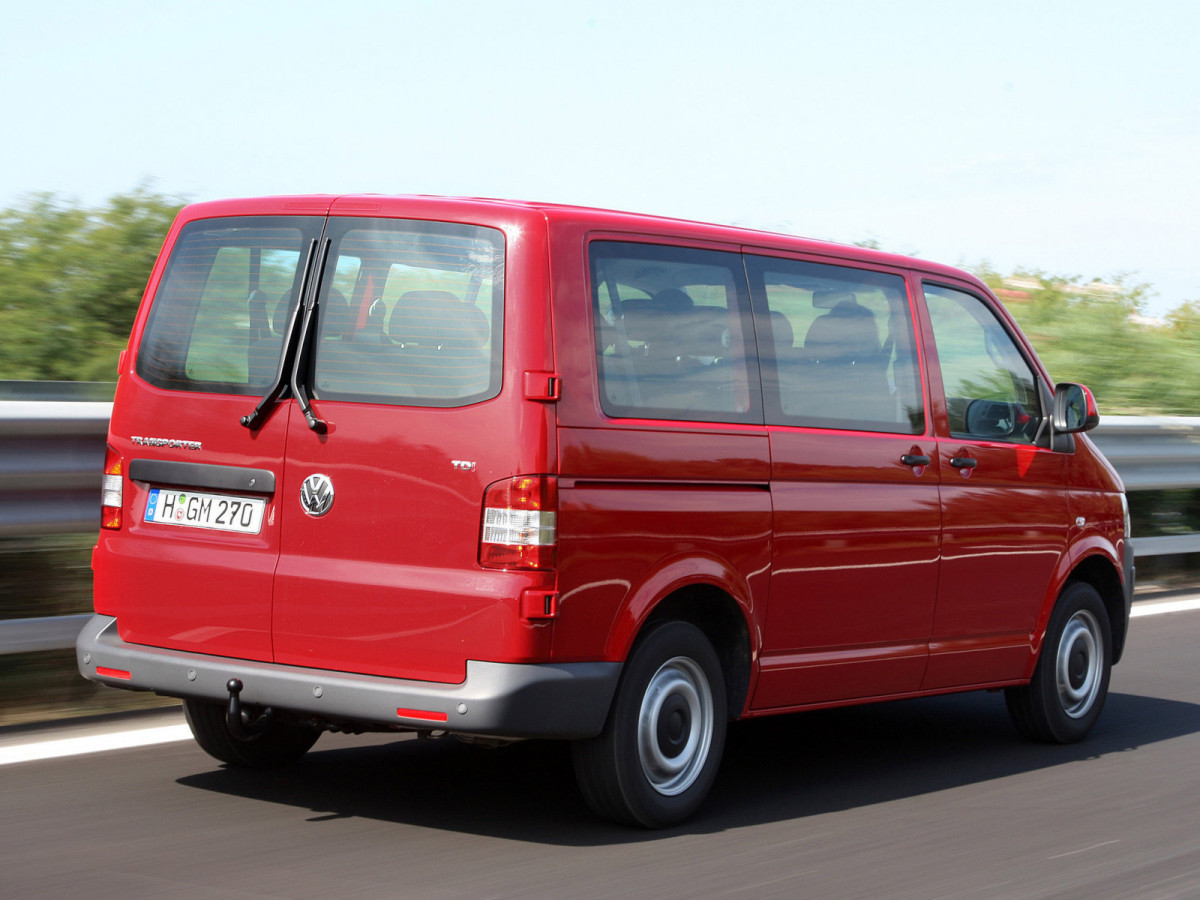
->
[637,585,753,720]
[600,554,760,719]
[1067,553,1128,664]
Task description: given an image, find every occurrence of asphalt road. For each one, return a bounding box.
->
[2,600,1198,900]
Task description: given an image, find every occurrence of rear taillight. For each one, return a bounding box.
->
[479,475,557,570]
[101,445,124,530]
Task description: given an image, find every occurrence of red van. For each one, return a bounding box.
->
[78,195,1132,826]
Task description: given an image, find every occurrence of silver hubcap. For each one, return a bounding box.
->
[1056,609,1103,719]
[637,656,714,796]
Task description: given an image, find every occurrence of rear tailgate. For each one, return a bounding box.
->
[97,203,328,660]
[263,202,557,683]
[100,392,290,661]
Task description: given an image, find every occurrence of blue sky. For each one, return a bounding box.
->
[3,0,1198,315]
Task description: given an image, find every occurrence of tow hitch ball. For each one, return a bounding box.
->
[225,678,274,741]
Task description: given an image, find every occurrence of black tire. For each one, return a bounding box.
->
[572,621,727,828]
[1005,581,1112,743]
[183,698,321,768]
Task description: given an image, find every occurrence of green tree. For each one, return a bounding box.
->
[1167,300,1200,334]
[0,188,182,381]
[973,268,1200,416]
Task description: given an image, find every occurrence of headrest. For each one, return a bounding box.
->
[650,288,695,312]
[804,300,880,361]
[812,290,858,309]
[389,291,489,349]
[620,290,694,343]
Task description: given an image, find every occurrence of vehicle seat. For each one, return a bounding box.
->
[621,289,694,361]
[616,290,745,413]
[272,289,297,335]
[318,289,354,341]
[767,310,797,360]
[388,291,491,397]
[389,291,488,349]
[804,298,880,364]
[247,288,304,386]
[797,297,891,423]
[345,295,389,346]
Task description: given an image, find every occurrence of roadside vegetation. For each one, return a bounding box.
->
[0,188,182,382]
[971,266,1200,416]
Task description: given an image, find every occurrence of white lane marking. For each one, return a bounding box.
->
[0,723,192,767]
[1047,840,1121,859]
[1130,597,1200,617]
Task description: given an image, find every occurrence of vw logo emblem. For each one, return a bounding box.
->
[300,473,334,517]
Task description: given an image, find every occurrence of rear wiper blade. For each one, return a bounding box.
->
[240,239,318,431]
[288,239,332,434]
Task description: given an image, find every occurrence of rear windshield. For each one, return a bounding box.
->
[138,216,320,395]
[137,215,505,408]
[309,218,504,407]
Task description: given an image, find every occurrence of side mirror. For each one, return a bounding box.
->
[1053,382,1100,434]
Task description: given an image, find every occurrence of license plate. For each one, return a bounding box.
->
[144,488,266,534]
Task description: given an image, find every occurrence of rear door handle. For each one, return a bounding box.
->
[901,454,931,467]
[950,457,978,469]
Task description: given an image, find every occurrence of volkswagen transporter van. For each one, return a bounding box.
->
[79,195,1133,827]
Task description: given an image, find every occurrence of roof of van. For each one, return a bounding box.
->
[175,193,985,288]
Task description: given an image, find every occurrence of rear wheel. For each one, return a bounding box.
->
[572,621,727,828]
[1006,581,1111,743]
[183,698,321,767]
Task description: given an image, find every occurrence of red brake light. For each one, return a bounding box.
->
[479,475,557,570]
[101,445,124,530]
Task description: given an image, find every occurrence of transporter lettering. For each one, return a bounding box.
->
[132,436,202,450]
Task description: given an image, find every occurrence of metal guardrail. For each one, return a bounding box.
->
[1,387,114,657]
[2,397,1199,654]
[0,399,112,537]
[0,614,94,655]
[1088,416,1200,492]
[1089,416,1200,558]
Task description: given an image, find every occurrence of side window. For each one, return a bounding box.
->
[745,256,925,434]
[590,242,759,424]
[923,283,1043,444]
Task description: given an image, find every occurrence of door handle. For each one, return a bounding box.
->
[901,454,931,467]
[950,456,978,469]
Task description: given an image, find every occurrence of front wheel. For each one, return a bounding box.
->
[572,621,727,828]
[1006,581,1112,743]
[183,698,321,768]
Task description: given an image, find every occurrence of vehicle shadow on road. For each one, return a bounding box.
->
[176,689,1199,845]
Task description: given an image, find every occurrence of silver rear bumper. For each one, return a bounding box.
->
[76,615,620,739]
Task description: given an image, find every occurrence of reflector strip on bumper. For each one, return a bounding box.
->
[397,707,449,722]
